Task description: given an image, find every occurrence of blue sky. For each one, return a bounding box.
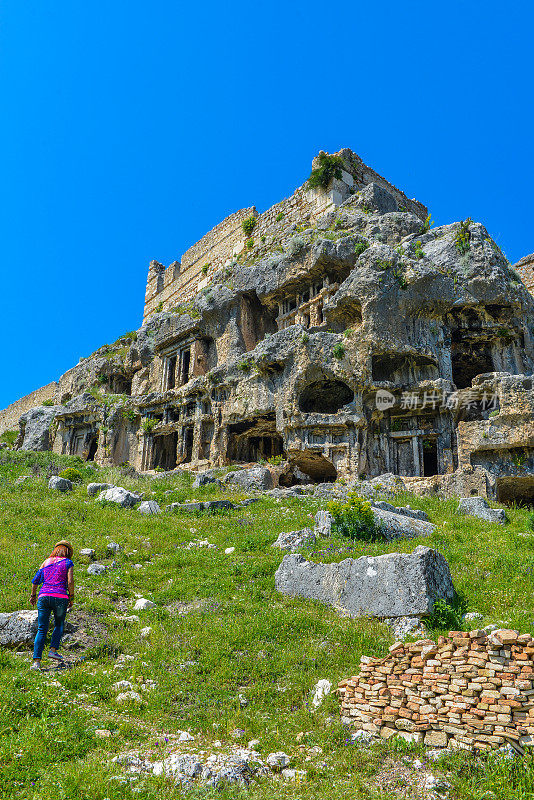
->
[0,1,532,408]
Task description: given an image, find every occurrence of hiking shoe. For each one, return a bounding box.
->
[30,662,42,672]
[48,651,64,662]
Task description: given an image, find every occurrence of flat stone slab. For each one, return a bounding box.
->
[456,497,507,524]
[274,545,455,618]
[272,528,316,552]
[372,507,435,540]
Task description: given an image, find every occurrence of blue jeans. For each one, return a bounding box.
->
[33,596,68,660]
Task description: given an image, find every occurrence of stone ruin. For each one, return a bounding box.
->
[4,147,534,504]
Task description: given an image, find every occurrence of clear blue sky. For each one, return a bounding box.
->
[0,1,532,408]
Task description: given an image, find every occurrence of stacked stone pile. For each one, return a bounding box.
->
[339,629,534,751]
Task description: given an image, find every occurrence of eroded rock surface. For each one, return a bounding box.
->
[274,546,455,618]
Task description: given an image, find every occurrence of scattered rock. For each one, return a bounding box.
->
[138,500,161,515]
[463,611,484,622]
[0,610,38,646]
[372,506,435,540]
[140,626,152,638]
[48,476,73,492]
[87,482,113,497]
[224,466,273,491]
[192,471,222,488]
[107,542,121,554]
[272,527,316,552]
[312,679,332,707]
[275,546,455,619]
[314,510,333,536]
[15,475,31,486]
[456,497,507,524]
[266,752,290,771]
[95,729,112,738]
[97,486,141,508]
[386,616,427,639]
[224,547,235,554]
[87,563,106,575]
[134,598,155,611]
[79,548,95,560]
[19,405,61,451]
[372,500,429,521]
[185,539,216,549]
[116,691,143,704]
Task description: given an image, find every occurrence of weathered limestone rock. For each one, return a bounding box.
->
[372,507,435,540]
[97,486,141,508]
[87,482,113,497]
[0,610,38,646]
[138,500,161,515]
[314,510,333,536]
[224,467,273,491]
[48,476,73,492]
[18,406,61,451]
[272,528,316,552]
[87,563,106,575]
[274,546,455,618]
[192,471,222,488]
[456,497,507,524]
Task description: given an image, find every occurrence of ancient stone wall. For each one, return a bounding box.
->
[514,253,534,298]
[142,149,428,323]
[0,382,58,436]
[339,628,534,751]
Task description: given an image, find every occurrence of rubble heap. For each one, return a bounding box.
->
[339,628,534,752]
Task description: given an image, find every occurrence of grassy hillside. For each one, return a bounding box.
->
[2,451,534,799]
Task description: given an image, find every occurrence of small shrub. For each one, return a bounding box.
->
[0,429,18,447]
[267,455,284,466]
[307,152,344,191]
[377,259,392,270]
[261,235,266,243]
[242,216,257,236]
[354,241,369,259]
[287,236,305,257]
[301,332,309,344]
[454,218,472,255]
[327,493,384,542]
[156,301,164,313]
[414,241,424,260]
[332,342,345,359]
[59,467,83,483]
[276,212,284,222]
[422,213,434,232]
[201,263,210,275]
[489,410,499,418]
[142,418,159,434]
[238,360,252,373]
[426,598,466,631]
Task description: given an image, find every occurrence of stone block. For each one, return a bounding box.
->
[274,546,455,618]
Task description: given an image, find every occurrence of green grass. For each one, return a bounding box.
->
[2,451,534,798]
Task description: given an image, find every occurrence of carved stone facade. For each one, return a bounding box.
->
[7,149,534,504]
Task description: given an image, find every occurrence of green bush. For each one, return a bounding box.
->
[414,240,424,260]
[307,152,344,191]
[275,212,284,222]
[242,216,257,236]
[42,399,55,407]
[142,418,159,434]
[327,493,384,542]
[332,342,345,359]
[455,218,472,255]
[426,598,466,631]
[422,213,434,232]
[59,467,83,483]
[354,241,369,259]
[0,430,18,447]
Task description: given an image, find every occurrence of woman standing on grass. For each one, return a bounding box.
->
[30,540,75,671]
